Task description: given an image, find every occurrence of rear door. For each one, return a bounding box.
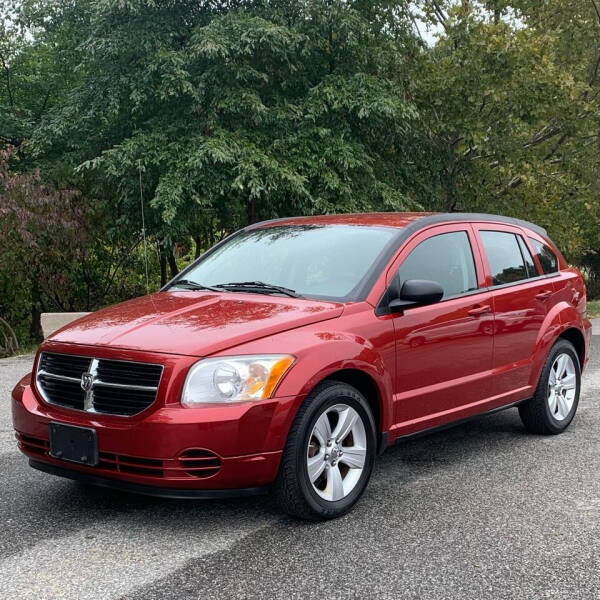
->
[473,224,559,403]
[386,224,495,435]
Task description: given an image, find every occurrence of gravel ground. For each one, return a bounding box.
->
[1,328,598,600]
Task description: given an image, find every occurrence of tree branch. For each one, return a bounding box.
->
[409,11,426,44]
[497,175,523,196]
[591,0,600,23]
[36,89,52,121]
[428,0,450,33]
[524,125,562,148]
[543,133,568,161]
[0,48,14,108]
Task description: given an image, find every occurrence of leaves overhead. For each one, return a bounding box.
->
[1,0,600,343]
[27,1,420,240]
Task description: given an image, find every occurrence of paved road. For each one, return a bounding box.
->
[1,334,599,600]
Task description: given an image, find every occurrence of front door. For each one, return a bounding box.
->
[387,225,495,437]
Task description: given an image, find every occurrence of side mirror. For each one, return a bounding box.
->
[389,280,444,313]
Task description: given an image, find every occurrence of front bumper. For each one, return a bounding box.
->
[12,382,285,491]
[29,459,268,499]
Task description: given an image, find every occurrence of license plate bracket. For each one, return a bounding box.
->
[49,422,98,466]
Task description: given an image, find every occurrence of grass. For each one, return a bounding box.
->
[588,299,600,319]
[17,343,39,355]
[1,342,38,360]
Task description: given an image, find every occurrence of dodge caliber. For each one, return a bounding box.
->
[12,213,592,520]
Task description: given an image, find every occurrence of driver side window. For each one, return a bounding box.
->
[397,231,478,299]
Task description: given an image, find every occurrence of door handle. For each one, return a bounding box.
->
[468,305,491,317]
[536,290,552,301]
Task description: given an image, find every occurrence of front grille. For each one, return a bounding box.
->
[92,386,158,416]
[98,452,164,477]
[40,353,91,378]
[16,433,49,456]
[37,352,163,417]
[95,361,163,387]
[16,434,223,481]
[16,434,165,478]
[36,375,86,410]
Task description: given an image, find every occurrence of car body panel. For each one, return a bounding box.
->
[380,223,496,435]
[48,291,344,356]
[471,223,560,400]
[11,212,592,494]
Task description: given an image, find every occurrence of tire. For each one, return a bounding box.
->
[519,339,581,435]
[274,380,377,521]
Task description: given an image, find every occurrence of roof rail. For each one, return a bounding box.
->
[415,213,548,238]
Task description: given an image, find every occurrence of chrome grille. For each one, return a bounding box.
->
[37,352,163,417]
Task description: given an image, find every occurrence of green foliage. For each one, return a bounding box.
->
[0,0,599,347]
[38,1,421,240]
[409,1,599,259]
[587,299,600,319]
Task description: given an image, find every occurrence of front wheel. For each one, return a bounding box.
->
[519,339,581,435]
[274,381,376,520]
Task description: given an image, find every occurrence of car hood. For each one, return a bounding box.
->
[48,291,344,356]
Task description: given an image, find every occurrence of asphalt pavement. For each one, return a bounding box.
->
[1,330,599,600]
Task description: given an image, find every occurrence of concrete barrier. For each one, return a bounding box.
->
[41,312,91,339]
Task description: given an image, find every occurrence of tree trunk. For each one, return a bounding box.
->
[29,280,43,341]
[159,250,167,287]
[246,197,258,225]
[444,141,459,212]
[167,248,178,279]
[597,32,600,224]
[597,89,600,230]
[194,235,202,259]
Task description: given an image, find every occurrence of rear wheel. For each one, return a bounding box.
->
[519,339,581,435]
[274,381,376,520]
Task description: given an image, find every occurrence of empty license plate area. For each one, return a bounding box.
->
[49,422,99,466]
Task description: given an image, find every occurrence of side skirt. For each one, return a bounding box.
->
[379,398,530,454]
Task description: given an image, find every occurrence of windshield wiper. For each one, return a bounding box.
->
[169,279,222,292]
[215,281,303,298]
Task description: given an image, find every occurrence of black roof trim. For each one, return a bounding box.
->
[410,212,548,238]
[246,212,549,239]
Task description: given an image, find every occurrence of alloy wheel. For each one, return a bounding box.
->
[306,404,367,502]
[547,353,577,421]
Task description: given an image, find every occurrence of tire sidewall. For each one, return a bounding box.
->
[294,384,376,518]
[539,341,581,433]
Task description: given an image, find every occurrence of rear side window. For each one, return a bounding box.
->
[480,231,529,286]
[397,231,478,299]
[529,237,559,274]
[517,235,538,277]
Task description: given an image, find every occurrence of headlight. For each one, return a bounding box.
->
[181,355,295,407]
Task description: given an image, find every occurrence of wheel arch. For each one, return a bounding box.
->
[529,320,588,393]
[558,327,586,368]
[320,368,385,452]
[270,358,392,455]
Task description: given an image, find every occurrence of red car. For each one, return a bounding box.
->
[12,213,592,520]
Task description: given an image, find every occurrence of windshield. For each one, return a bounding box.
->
[172,225,398,301]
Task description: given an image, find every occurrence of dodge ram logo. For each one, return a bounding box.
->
[80,372,94,392]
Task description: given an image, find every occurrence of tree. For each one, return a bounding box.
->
[1,0,599,346]
[27,0,421,270]
[0,147,84,338]
[408,0,599,260]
